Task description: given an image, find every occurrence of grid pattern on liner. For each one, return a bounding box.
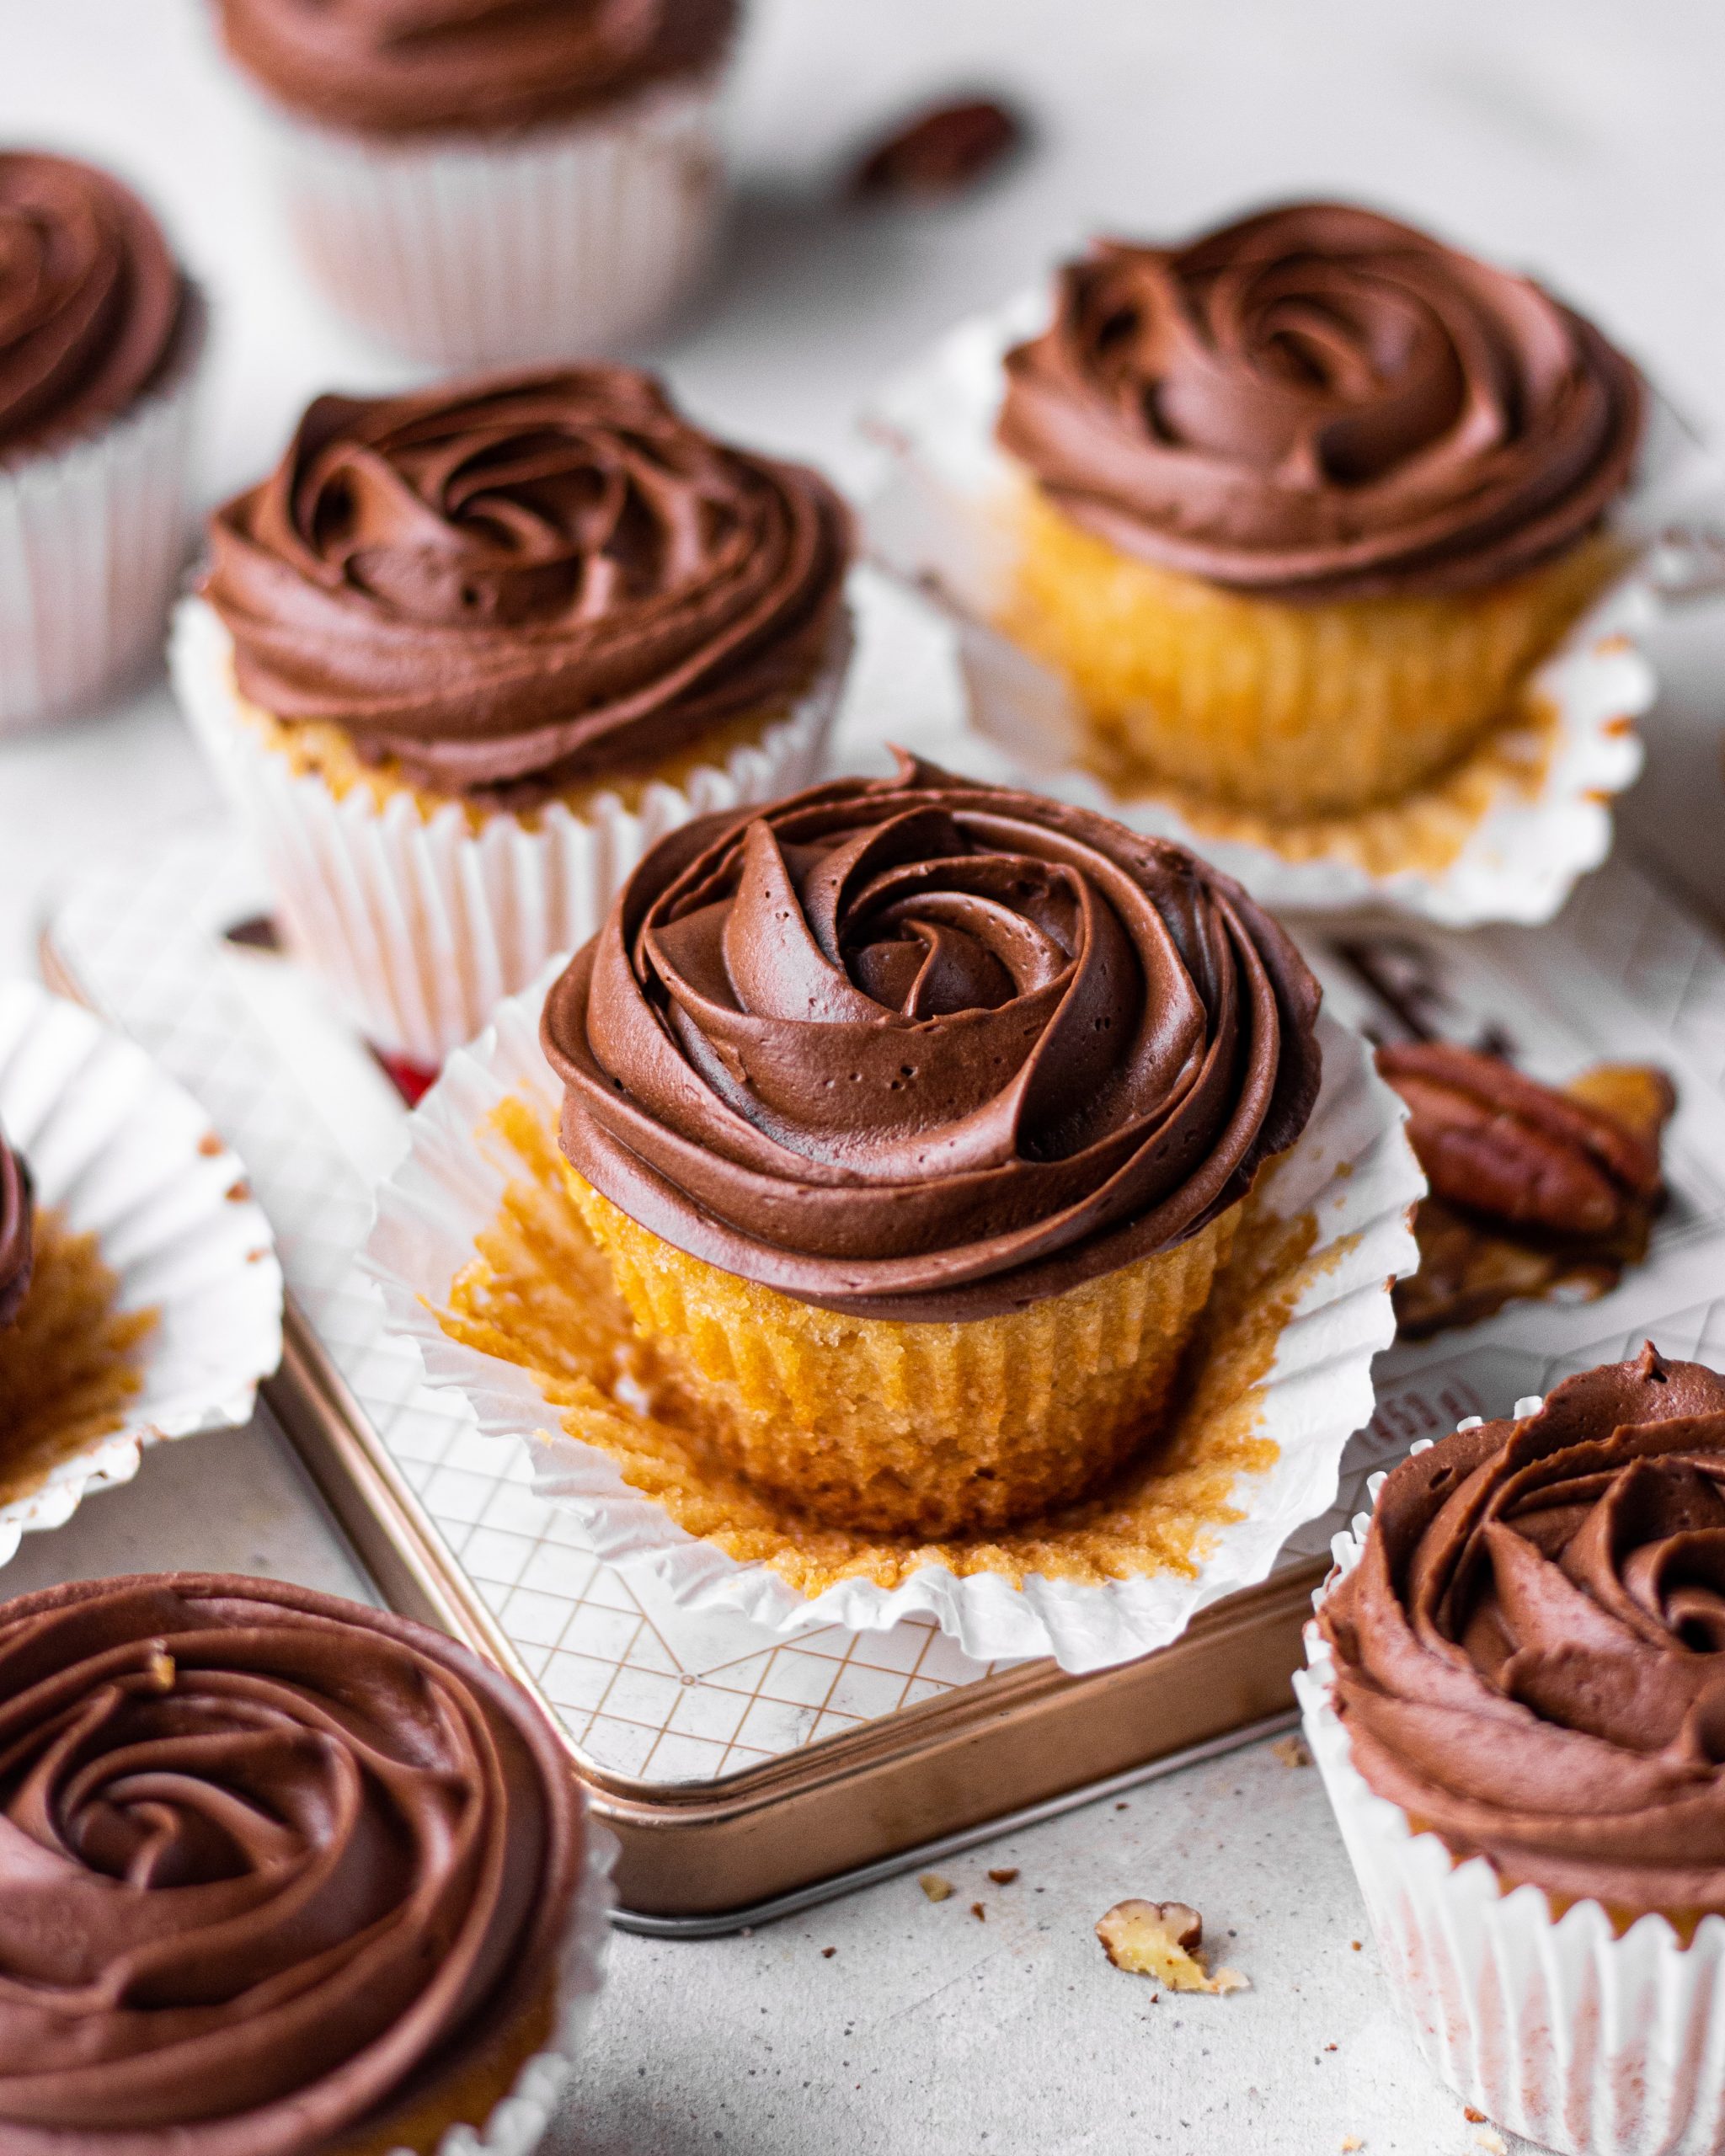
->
[45,830,1003,1786]
[47,828,1725,1773]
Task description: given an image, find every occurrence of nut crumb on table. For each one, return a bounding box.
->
[1271,1732,1312,1767]
[918,1873,953,1903]
[1095,1900,1249,1993]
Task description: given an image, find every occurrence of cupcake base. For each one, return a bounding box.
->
[254,79,727,365]
[0,299,206,734]
[1002,486,1624,818]
[569,1167,1235,1537]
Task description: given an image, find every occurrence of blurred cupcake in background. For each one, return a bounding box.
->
[993,201,1644,818]
[0,150,206,733]
[173,363,853,1070]
[212,0,740,364]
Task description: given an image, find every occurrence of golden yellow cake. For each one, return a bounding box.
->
[540,754,1324,1539]
[995,204,1644,817]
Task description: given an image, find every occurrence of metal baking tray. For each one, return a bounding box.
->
[40,822,1725,1930]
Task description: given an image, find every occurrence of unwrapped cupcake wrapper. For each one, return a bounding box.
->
[862,292,1672,927]
[0,308,206,734]
[170,595,849,1065]
[435,1815,617,2156]
[0,978,283,1565]
[1298,1434,1725,2156]
[363,974,1423,1673]
[250,79,726,365]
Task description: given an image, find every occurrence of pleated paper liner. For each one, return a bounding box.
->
[243,77,728,366]
[1298,1421,1725,2156]
[0,979,283,1564]
[862,291,1671,927]
[365,985,1422,1674]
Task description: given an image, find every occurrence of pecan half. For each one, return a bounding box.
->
[1380,1045,1675,1341]
[1378,1043,1665,1235]
[850,98,1027,199]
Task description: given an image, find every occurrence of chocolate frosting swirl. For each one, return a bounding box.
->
[543,755,1323,1321]
[0,1573,581,2154]
[205,366,853,800]
[0,1128,31,1330]
[998,202,1644,601]
[216,0,738,137]
[0,152,186,458]
[1320,1349,1725,1916]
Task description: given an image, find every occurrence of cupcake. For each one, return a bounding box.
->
[537,752,1323,1539]
[0,150,205,733]
[0,1572,608,2156]
[1302,1348,1725,2154]
[994,201,1645,817]
[175,364,853,1067]
[212,0,738,364]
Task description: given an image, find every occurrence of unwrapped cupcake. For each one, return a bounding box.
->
[986,200,1644,819]
[174,364,853,1068]
[535,753,1324,1539]
[1301,1347,1725,2155]
[0,150,206,732]
[0,1572,611,2155]
[211,0,739,363]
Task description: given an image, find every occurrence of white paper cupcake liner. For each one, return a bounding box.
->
[250,78,726,365]
[446,1815,617,2156]
[0,305,206,735]
[170,594,850,1066]
[362,974,1423,1673]
[1297,1418,1725,2156]
[861,292,1669,928]
[0,978,283,1565]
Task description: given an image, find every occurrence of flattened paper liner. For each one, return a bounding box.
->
[172,595,849,1066]
[248,77,726,366]
[1299,1423,1725,2156]
[365,980,1422,1674]
[0,980,283,1565]
[862,293,1663,927]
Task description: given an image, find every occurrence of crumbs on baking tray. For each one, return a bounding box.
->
[435,1096,1338,1598]
[0,1209,155,1502]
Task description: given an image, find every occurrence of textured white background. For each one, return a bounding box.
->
[8,2,1725,2149]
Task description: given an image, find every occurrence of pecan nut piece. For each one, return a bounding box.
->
[1377,1043,1665,1236]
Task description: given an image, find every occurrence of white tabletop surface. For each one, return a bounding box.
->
[9,3,1725,2150]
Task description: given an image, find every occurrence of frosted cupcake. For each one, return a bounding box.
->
[212,0,738,363]
[995,202,1644,817]
[538,753,1323,1538]
[1303,1348,1725,2154]
[175,364,853,1066]
[0,1572,607,2155]
[0,150,205,732]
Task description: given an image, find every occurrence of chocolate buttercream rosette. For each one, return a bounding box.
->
[863,208,1690,925]
[0,1572,615,2156]
[0,151,206,732]
[364,763,1423,1672]
[214,0,740,363]
[1297,1351,1725,2155]
[174,366,852,1065]
[0,981,282,1564]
